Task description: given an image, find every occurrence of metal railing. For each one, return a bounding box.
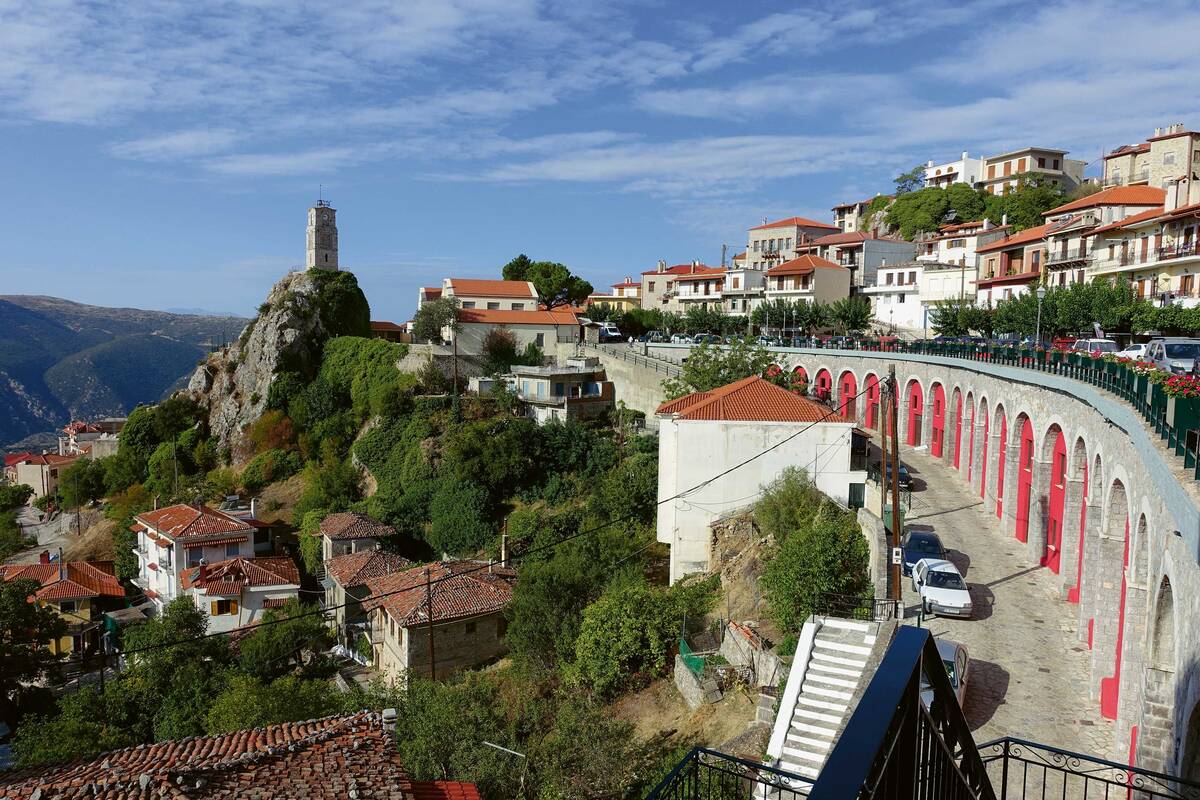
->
[812,592,900,622]
[1044,247,1088,265]
[1160,240,1200,262]
[979,737,1200,799]
[645,747,814,800]
[807,625,997,799]
[583,341,682,376]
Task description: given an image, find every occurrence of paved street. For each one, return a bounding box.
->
[5,506,74,564]
[895,447,1116,758]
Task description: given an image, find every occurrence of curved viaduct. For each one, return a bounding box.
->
[594,343,1200,777]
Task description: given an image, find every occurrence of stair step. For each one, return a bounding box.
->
[807,661,863,678]
[819,618,871,632]
[786,733,833,750]
[793,708,842,727]
[811,651,868,669]
[864,635,877,645]
[781,746,826,764]
[778,761,821,780]
[813,638,873,656]
[803,672,860,689]
[801,684,853,701]
[796,695,848,712]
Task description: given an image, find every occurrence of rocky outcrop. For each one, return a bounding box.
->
[187,271,333,453]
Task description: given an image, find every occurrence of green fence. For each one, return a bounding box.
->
[679,638,705,678]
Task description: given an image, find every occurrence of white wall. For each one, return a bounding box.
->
[656,417,865,584]
[192,586,298,634]
[453,322,575,354]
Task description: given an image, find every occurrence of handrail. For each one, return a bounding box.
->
[812,591,900,622]
[645,746,814,800]
[809,625,997,799]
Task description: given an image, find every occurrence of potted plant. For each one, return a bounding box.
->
[1163,374,1200,442]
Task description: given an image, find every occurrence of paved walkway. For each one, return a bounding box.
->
[895,446,1115,758]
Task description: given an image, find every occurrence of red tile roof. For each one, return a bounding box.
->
[135,504,255,542]
[1105,143,1151,159]
[363,561,516,627]
[5,452,78,467]
[1158,200,1200,222]
[422,286,443,299]
[0,711,424,799]
[658,376,839,423]
[765,255,846,276]
[1088,206,1165,235]
[445,278,537,298]
[639,262,719,276]
[412,782,483,800]
[180,556,300,592]
[750,216,839,231]
[2,452,33,468]
[611,280,640,288]
[672,268,726,282]
[810,231,875,246]
[457,308,578,326]
[0,561,123,601]
[1043,185,1165,217]
[326,550,413,588]
[371,320,405,332]
[975,224,1051,254]
[320,511,397,541]
[974,271,1041,289]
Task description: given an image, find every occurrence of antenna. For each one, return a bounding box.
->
[316,184,331,208]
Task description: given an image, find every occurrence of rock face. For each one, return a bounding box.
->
[187,271,330,452]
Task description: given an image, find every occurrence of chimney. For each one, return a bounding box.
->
[962,151,969,160]
[58,548,65,580]
[198,560,208,583]
[983,218,993,231]
[39,550,50,565]
[1155,127,1163,137]
[500,529,508,567]
[926,160,934,168]
[657,259,666,274]
[1001,213,1008,226]
[249,497,258,519]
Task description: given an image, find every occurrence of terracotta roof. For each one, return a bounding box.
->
[421,287,443,299]
[320,511,397,541]
[672,268,725,282]
[0,711,424,799]
[180,556,300,592]
[1,561,123,602]
[1089,206,1165,235]
[765,255,846,276]
[457,308,578,326]
[732,251,746,262]
[5,452,78,467]
[326,550,413,588]
[639,262,719,276]
[810,231,874,246]
[135,504,254,542]
[3,452,33,468]
[1105,143,1151,159]
[657,376,838,423]
[445,278,537,298]
[1158,201,1200,222]
[750,216,840,231]
[363,561,516,627]
[62,421,102,435]
[939,221,986,233]
[975,224,1051,254]
[371,320,405,332]
[411,782,483,800]
[611,281,640,288]
[1044,185,1166,217]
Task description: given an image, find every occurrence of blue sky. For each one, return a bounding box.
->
[4,0,1200,320]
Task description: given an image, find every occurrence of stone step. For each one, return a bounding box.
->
[789,717,839,737]
[796,695,848,713]
[781,746,826,764]
[793,706,843,727]
[810,651,868,669]
[778,761,820,780]
[813,638,873,656]
[800,684,853,701]
[818,618,872,632]
[786,733,833,750]
[803,671,860,690]
[806,660,863,678]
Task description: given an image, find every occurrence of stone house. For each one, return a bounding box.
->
[763,255,853,307]
[320,511,397,563]
[362,560,516,683]
[1102,123,1200,189]
[0,557,124,655]
[324,549,412,653]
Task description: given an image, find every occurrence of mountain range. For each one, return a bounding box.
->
[0,295,247,450]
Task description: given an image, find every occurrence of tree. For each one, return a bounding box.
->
[929,297,975,336]
[58,458,108,509]
[983,173,1067,231]
[205,674,339,734]
[894,163,926,194]
[0,579,66,694]
[502,255,593,309]
[481,326,520,374]
[412,296,461,343]
[501,253,534,281]
[237,599,329,678]
[945,182,986,222]
[427,477,491,554]
[886,187,951,239]
[829,297,872,333]
[661,339,773,398]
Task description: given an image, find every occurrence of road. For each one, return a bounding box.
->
[895,447,1115,758]
[6,505,75,564]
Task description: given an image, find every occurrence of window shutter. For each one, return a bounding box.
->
[230,599,238,615]
[210,601,219,616]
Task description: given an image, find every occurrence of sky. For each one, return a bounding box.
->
[3,0,1200,321]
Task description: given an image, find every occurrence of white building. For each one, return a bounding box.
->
[656,376,866,584]
[179,556,300,634]
[864,261,978,335]
[452,308,579,354]
[441,278,539,311]
[722,266,766,316]
[916,220,1004,267]
[924,152,985,189]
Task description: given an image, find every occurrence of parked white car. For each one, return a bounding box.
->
[911,558,973,618]
[1071,338,1119,353]
[1115,343,1148,360]
[670,333,690,344]
[920,638,970,710]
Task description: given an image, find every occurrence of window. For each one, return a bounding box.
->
[987,164,996,179]
[1052,158,1060,170]
[785,238,792,250]
[1003,161,1012,176]
[211,598,238,616]
[1182,275,1195,296]
[60,600,77,614]
[898,294,906,303]
[1164,151,1177,166]
[648,281,656,292]
[254,529,270,545]
[908,271,917,284]
[553,382,564,396]
[461,301,475,309]
[535,333,545,347]
[886,273,894,285]
[487,302,500,310]
[225,541,240,558]
[1017,158,1026,172]
[1037,157,1046,168]
[465,620,477,634]
[511,302,525,310]
[753,240,760,252]
[498,617,509,636]
[186,548,201,568]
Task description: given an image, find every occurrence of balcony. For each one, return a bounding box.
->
[1044,247,1089,266]
[1102,169,1151,187]
[1159,240,1200,262]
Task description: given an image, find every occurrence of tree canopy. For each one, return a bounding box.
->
[412,296,461,343]
[502,254,594,308]
[662,339,773,398]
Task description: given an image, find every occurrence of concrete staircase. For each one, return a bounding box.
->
[767,617,883,786]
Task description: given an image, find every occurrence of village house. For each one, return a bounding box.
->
[864,262,978,334]
[1041,185,1166,288]
[745,216,841,270]
[369,319,409,343]
[1102,123,1200,189]
[721,264,766,316]
[916,220,1007,267]
[0,556,124,656]
[451,307,579,354]
[763,255,853,305]
[510,357,615,424]
[3,452,79,499]
[586,277,641,311]
[324,549,412,655]
[638,260,723,313]
[131,503,277,617]
[0,709,482,800]
[924,152,985,189]
[655,376,867,584]
[795,231,917,289]
[973,224,1051,306]
[57,417,125,458]
[979,146,1086,195]
[179,556,301,634]
[440,277,539,310]
[320,511,397,562]
[832,197,886,233]
[362,560,516,683]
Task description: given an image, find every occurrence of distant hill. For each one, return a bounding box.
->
[0,295,248,449]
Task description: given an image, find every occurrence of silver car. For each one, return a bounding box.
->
[920,638,970,710]
[1146,338,1200,374]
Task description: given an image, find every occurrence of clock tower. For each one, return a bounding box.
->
[305,200,339,270]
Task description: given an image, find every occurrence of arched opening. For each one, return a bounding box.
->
[789,365,808,393]
[814,368,832,403]
[1067,438,1090,603]
[1139,577,1176,772]
[979,399,990,499]
[952,388,963,469]
[864,374,880,430]
[906,380,924,446]
[1041,426,1067,574]
[1099,483,1131,720]
[966,392,977,483]
[838,371,858,420]
[995,406,1008,520]
[1014,416,1035,542]
[931,383,947,458]
[1183,703,1200,782]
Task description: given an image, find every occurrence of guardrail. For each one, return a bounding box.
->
[645,747,814,800]
[582,341,682,376]
[812,592,900,622]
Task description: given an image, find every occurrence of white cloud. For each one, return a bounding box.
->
[204,147,363,177]
[110,129,241,161]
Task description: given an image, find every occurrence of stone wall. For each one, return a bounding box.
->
[404,610,508,681]
[857,506,891,598]
[674,653,722,710]
[719,622,783,689]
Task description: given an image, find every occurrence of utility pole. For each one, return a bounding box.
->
[887,366,903,605]
[879,392,889,520]
[425,568,436,681]
[721,243,727,267]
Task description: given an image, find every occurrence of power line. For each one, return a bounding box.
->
[15,383,874,678]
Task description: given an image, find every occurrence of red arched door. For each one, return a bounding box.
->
[1043,430,1067,573]
[790,366,808,392]
[815,369,832,402]
[979,405,989,499]
[1067,459,1089,603]
[865,375,880,430]
[931,385,946,458]
[906,382,924,446]
[996,413,1007,519]
[953,392,963,469]
[1099,516,1131,720]
[839,372,857,420]
[1015,417,1034,542]
[967,398,977,482]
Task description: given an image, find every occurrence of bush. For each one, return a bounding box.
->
[310,270,372,339]
[755,468,825,543]
[58,459,108,509]
[243,410,297,455]
[427,478,491,555]
[241,449,302,494]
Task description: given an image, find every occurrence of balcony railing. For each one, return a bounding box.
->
[1102,169,1151,187]
[811,592,900,622]
[645,747,814,800]
[1160,240,1200,262]
[1044,247,1088,265]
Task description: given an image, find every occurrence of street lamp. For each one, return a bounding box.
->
[1034,285,1047,345]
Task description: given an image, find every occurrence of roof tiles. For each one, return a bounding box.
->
[320,511,397,541]
[657,376,838,423]
[135,504,254,542]
[325,550,413,588]
[765,255,846,276]
[750,216,840,231]
[363,561,516,627]
[445,278,537,298]
[1043,185,1165,217]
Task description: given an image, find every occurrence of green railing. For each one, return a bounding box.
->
[679,638,705,678]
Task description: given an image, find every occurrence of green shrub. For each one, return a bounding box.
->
[427,477,491,555]
[241,449,302,494]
